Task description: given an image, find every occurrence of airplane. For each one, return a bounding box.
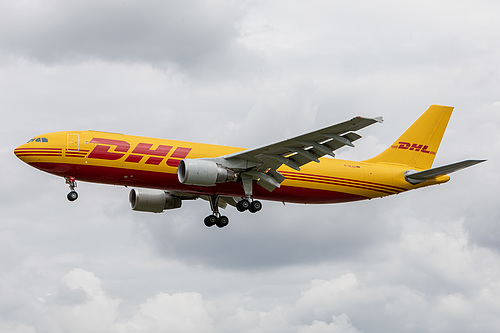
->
[14,105,485,228]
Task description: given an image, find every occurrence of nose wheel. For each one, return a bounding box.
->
[67,191,78,201]
[65,177,78,202]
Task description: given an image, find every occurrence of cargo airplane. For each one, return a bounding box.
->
[14,105,484,228]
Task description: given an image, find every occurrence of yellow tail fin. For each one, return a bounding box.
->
[364,105,453,169]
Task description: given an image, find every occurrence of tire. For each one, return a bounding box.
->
[204,215,217,227]
[236,199,250,212]
[67,191,78,201]
[249,200,262,213]
[216,216,229,228]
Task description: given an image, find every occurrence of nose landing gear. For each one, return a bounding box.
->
[65,176,78,201]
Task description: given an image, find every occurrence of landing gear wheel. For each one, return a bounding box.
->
[67,191,78,202]
[249,200,262,213]
[216,216,229,228]
[204,215,217,227]
[65,177,78,201]
[236,199,250,212]
[205,195,230,228]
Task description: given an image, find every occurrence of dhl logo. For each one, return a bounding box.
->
[390,141,436,155]
[87,138,192,167]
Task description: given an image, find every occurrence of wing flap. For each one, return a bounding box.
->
[324,132,362,151]
[262,154,301,171]
[226,116,382,163]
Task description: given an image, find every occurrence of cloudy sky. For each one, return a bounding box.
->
[1,0,499,332]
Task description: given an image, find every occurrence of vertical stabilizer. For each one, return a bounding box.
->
[364,105,453,169]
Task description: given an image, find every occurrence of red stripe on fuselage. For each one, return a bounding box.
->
[15,148,62,151]
[15,153,62,157]
[281,171,405,195]
[281,171,406,192]
[27,162,369,204]
[284,174,395,195]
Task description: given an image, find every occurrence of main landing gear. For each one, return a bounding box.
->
[204,195,230,228]
[236,198,262,213]
[65,176,78,201]
[204,174,263,229]
[203,174,263,228]
[236,174,262,213]
[203,196,263,229]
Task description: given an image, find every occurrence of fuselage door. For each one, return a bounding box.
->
[363,163,374,181]
[67,133,80,151]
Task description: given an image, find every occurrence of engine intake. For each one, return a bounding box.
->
[178,159,237,186]
[129,189,181,213]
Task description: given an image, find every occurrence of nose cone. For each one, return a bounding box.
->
[14,136,62,165]
[14,143,31,163]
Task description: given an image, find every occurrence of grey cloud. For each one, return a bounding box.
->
[0,0,245,69]
[135,199,400,270]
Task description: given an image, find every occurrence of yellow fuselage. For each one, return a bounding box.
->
[14,130,449,204]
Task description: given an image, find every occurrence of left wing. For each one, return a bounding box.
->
[218,116,383,192]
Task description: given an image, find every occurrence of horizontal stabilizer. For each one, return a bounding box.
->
[405,159,486,184]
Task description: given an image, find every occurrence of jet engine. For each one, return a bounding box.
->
[129,189,182,213]
[178,159,237,186]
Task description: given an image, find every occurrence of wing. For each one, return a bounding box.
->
[220,116,383,192]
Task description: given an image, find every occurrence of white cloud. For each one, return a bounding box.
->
[297,314,362,333]
[117,292,213,333]
[12,225,500,333]
[17,269,212,333]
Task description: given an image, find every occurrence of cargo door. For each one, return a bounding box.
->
[67,133,80,151]
[363,163,374,181]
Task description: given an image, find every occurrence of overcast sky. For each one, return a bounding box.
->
[1,0,499,332]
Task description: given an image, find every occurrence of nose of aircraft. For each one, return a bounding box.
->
[13,136,57,164]
[14,142,30,162]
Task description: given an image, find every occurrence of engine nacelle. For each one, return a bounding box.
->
[178,159,237,186]
[129,189,182,213]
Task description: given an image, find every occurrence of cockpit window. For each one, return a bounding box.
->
[27,137,49,143]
